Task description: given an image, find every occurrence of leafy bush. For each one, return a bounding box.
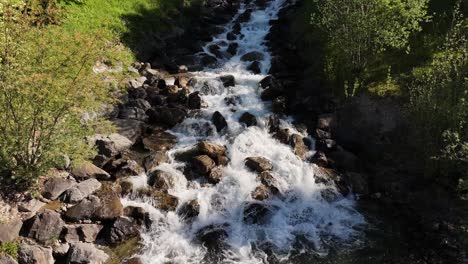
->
[407,4,467,182]
[311,0,430,96]
[0,5,110,187]
[0,241,18,259]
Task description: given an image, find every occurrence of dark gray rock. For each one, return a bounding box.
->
[239,112,257,127]
[143,151,169,172]
[105,217,140,245]
[61,179,102,204]
[188,92,202,109]
[241,51,264,62]
[23,210,64,244]
[219,75,236,87]
[212,111,228,132]
[0,218,22,243]
[18,243,53,264]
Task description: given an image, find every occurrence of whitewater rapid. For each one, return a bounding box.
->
[123,1,365,263]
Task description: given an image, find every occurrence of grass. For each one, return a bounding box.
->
[0,242,18,259]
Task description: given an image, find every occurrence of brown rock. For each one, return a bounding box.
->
[142,130,177,152]
[192,155,216,175]
[71,162,111,181]
[197,141,226,158]
[252,185,270,200]
[245,157,273,173]
[289,134,308,160]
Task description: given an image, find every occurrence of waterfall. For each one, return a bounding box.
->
[123,1,365,263]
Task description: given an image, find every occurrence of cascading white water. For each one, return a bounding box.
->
[123,1,365,263]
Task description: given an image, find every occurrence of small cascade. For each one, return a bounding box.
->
[124,1,365,263]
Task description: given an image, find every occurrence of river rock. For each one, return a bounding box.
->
[121,257,143,264]
[71,162,111,181]
[147,170,175,191]
[192,155,216,175]
[314,166,349,197]
[245,157,273,172]
[119,107,148,121]
[142,130,177,152]
[128,77,147,89]
[227,43,238,55]
[18,199,46,213]
[273,128,290,144]
[212,111,228,132]
[227,32,237,41]
[289,134,308,160]
[197,141,226,158]
[258,172,280,194]
[252,185,270,200]
[196,224,229,249]
[178,200,200,221]
[63,224,102,243]
[237,8,252,23]
[65,195,100,222]
[18,243,54,264]
[247,61,262,74]
[128,98,152,111]
[143,151,169,172]
[0,218,22,243]
[241,51,264,61]
[219,75,236,87]
[42,177,76,200]
[23,209,64,244]
[147,106,187,127]
[61,179,102,203]
[260,87,282,101]
[201,55,218,67]
[67,242,109,264]
[112,118,145,144]
[188,92,202,109]
[207,167,224,184]
[0,254,17,264]
[239,112,257,127]
[94,187,124,220]
[104,217,140,245]
[93,134,133,158]
[114,160,145,179]
[259,75,280,90]
[124,206,152,228]
[53,243,70,258]
[145,191,179,211]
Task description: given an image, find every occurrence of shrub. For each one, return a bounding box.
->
[0,5,110,187]
[311,0,430,96]
[0,241,18,259]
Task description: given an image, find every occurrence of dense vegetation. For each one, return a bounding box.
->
[310,0,467,194]
[0,0,200,187]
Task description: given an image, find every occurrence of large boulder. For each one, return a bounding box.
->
[241,51,264,62]
[289,134,309,160]
[142,130,177,152]
[245,157,273,173]
[207,167,224,184]
[247,61,262,74]
[65,188,123,222]
[113,160,145,179]
[61,179,102,204]
[18,243,54,264]
[212,111,228,132]
[239,112,257,127]
[0,218,22,243]
[42,177,76,200]
[23,210,64,244]
[252,185,270,200]
[71,162,111,181]
[104,217,140,245]
[119,107,148,121]
[197,141,226,158]
[66,243,109,264]
[93,133,133,157]
[258,172,280,194]
[124,206,152,228]
[192,155,216,175]
[313,166,349,197]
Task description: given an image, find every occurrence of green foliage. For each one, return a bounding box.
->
[407,3,467,181]
[0,5,110,186]
[0,241,18,259]
[311,0,430,96]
